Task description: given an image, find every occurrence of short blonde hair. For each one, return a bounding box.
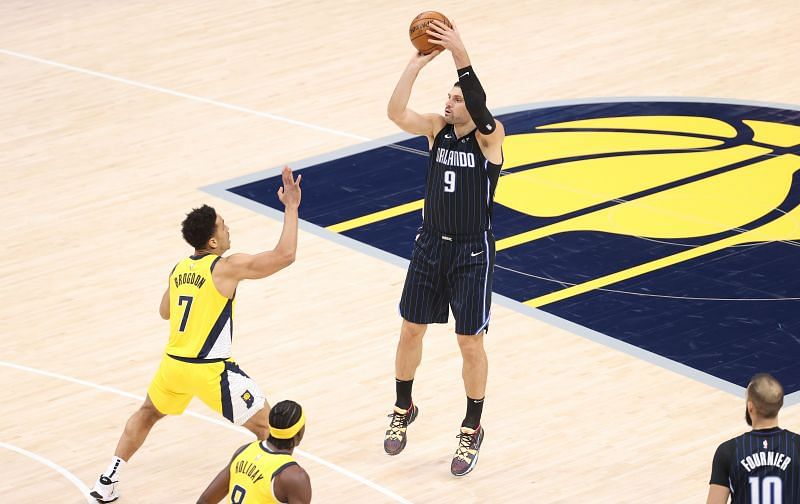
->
[747,373,784,419]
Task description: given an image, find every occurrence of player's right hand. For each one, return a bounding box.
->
[277,166,302,209]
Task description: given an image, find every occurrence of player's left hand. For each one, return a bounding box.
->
[277,165,302,209]
[426,20,465,55]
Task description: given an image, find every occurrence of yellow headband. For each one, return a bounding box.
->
[269,409,306,440]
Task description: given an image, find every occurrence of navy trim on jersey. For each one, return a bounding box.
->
[259,442,294,456]
[224,360,250,378]
[220,363,234,422]
[166,354,226,364]
[271,461,299,480]
[196,298,233,358]
[210,256,222,272]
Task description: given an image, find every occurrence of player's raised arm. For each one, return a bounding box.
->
[218,166,301,281]
[388,51,447,142]
[427,20,505,160]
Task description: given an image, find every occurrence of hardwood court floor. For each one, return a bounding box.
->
[2,1,799,502]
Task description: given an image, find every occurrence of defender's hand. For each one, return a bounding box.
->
[277,166,302,209]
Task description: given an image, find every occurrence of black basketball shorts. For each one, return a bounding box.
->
[399,229,495,335]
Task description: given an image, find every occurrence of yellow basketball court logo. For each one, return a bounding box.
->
[495,114,800,306]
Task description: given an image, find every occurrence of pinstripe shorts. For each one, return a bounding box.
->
[399,229,495,335]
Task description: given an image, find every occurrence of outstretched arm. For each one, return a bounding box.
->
[388,51,447,144]
[218,166,302,282]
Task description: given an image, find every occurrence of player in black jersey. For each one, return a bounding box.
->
[383,19,505,477]
[707,373,800,503]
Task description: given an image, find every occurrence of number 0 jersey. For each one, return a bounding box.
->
[228,441,298,504]
[423,124,503,235]
[165,254,234,360]
[710,427,800,503]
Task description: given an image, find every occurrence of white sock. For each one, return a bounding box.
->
[102,456,126,481]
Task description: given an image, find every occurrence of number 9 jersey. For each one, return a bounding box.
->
[423,124,503,236]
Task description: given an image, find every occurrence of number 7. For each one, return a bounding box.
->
[177,295,193,332]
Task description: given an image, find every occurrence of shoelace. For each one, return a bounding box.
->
[386,411,408,440]
[454,431,476,461]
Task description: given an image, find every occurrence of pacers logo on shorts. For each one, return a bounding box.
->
[213,100,800,394]
[241,390,254,408]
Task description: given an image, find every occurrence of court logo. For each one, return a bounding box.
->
[211,100,800,395]
[241,390,254,408]
[490,103,800,308]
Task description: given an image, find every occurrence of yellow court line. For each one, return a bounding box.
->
[496,221,570,251]
[525,232,749,308]
[326,199,424,233]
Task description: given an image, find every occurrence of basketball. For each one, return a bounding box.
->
[409,11,452,55]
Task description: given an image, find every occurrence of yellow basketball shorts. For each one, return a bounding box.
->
[147,354,265,425]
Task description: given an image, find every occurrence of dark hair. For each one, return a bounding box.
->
[181,205,217,249]
[748,373,784,419]
[453,81,461,88]
[268,400,303,450]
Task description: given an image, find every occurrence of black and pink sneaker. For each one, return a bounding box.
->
[383,403,419,455]
[450,425,484,476]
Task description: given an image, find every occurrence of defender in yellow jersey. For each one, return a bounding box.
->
[198,400,311,504]
[91,167,302,503]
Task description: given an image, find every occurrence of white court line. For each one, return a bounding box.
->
[0,50,412,501]
[0,48,371,142]
[0,441,94,503]
[0,360,413,504]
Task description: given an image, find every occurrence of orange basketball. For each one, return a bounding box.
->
[408,11,452,55]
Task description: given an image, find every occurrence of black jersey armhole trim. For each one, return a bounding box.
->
[210,256,222,272]
[271,461,299,480]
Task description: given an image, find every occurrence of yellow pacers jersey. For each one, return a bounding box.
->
[229,441,297,504]
[165,254,234,359]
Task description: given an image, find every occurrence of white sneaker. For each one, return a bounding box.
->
[89,475,120,503]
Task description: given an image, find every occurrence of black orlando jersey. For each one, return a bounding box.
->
[423,124,503,235]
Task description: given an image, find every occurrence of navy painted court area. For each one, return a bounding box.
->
[217,101,800,394]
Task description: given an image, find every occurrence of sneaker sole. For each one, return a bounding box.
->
[90,490,120,503]
[384,438,407,456]
[451,450,480,477]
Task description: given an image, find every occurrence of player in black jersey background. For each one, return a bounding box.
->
[382,19,505,477]
[707,373,800,503]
